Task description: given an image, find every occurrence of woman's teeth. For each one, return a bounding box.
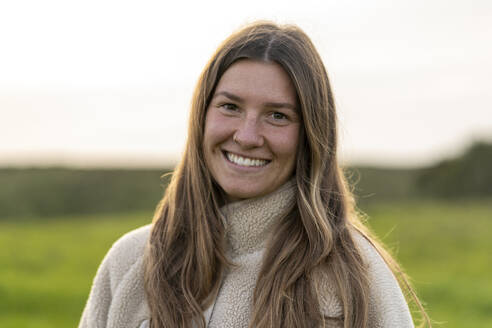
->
[226,152,268,167]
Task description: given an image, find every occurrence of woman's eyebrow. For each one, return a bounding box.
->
[213,91,243,102]
[214,91,296,110]
[263,101,296,111]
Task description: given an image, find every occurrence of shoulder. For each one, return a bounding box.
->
[102,224,152,282]
[79,225,152,327]
[313,232,402,320]
[351,230,414,327]
[351,231,391,274]
[310,230,413,327]
[351,231,403,294]
[108,224,152,259]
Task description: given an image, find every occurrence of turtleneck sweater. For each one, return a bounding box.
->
[208,180,297,327]
[78,181,413,328]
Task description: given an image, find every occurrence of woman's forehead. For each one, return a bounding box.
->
[214,60,298,107]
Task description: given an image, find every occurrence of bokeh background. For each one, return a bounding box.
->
[1,0,491,327]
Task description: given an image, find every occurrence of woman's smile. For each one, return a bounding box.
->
[223,151,271,168]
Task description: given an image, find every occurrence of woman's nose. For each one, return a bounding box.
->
[233,116,264,148]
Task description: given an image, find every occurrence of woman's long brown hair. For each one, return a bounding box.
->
[144,21,430,327]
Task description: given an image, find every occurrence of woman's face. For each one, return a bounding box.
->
[203,59,300,202]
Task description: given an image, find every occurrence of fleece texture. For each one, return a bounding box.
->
[79,181,413,328]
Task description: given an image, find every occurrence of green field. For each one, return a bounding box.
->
[1,200,491,327]
[362,200,492,327]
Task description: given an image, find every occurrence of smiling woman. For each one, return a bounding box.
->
[78,21,430,328]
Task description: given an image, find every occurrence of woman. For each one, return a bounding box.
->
[79,22,429,328]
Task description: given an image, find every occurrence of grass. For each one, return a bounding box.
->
[1,199,491,327]
[0,212,151,328]
[362,199,492,327]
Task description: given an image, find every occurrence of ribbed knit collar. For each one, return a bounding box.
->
[220,179,296,256]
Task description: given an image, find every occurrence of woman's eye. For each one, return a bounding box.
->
[221,103,238,111]
[271,112,287,120]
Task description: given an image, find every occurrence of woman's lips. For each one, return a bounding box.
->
[223,151,271,167]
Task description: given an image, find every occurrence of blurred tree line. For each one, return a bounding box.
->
[0,168,170,219]
[1,141,491,219]
[347,141,492,204]
[416,141,492,198]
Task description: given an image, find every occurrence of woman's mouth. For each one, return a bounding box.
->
[224,151,270,167]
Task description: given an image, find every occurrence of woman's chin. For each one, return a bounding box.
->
[222,186,269,203]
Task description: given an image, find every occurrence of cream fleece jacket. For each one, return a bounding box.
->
[79,182,413,328]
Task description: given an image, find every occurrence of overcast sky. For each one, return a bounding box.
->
[1,0,491,168]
